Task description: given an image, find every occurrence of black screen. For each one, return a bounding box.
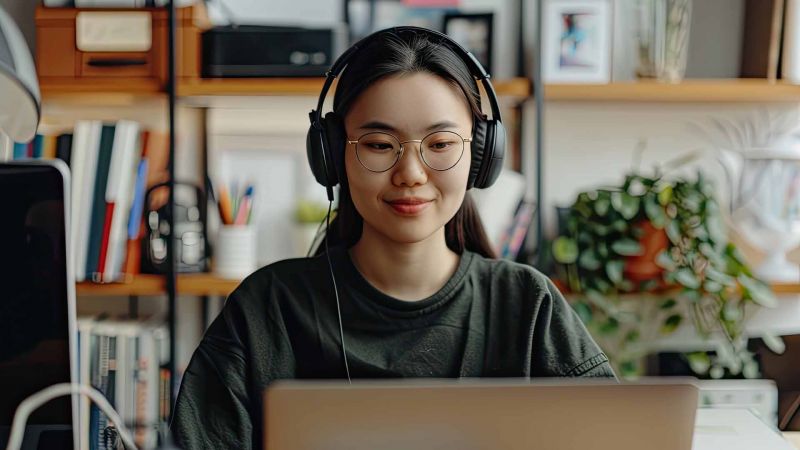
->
[0,162,72,431]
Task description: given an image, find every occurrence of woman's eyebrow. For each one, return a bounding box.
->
[357,120,461,132]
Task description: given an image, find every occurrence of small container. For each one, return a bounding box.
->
[214,225,257,279]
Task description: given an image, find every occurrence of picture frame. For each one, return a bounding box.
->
[543,0,612,83]
[443,12,494,72]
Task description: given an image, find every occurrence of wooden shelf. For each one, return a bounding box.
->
[76,276,800,298]
[176,76,531,98]
[44,77,800,103]
[768,283,800,295]
[76,273,241,297]
[545,78,800,102]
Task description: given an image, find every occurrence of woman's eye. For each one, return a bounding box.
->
[429,141,456,151]
[366,142,394,151]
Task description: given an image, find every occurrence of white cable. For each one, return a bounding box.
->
[6,382,138,450]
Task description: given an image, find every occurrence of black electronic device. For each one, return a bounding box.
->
[141,181,208,274]
[0,160,77,450]
[201,25,345,78]
[306,26,506,202]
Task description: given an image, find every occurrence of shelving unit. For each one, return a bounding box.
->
[76,273,240,297]
[545,78,800,103]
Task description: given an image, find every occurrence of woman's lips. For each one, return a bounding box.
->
[385,198,433,216]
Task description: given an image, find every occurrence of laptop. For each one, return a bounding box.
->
[0,160,78,450]
[264,378,699,450]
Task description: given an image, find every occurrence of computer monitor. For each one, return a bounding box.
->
[264,378,699,450]
[0,160,78,450]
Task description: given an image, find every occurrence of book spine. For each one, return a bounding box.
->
[86,125,116,281]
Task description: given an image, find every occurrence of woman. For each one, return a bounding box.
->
[171,28,615,449]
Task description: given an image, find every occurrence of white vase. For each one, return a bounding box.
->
[784,0,800,83]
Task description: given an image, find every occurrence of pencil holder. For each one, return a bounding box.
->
[214,225,257,279]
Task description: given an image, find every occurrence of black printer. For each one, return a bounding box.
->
[201,25,345,77]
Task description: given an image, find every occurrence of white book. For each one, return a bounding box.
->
[74,121,103,282]
[76,318,95,450]
[103,121,141,281]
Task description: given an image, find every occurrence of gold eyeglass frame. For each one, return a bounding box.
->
[347,131,472,173]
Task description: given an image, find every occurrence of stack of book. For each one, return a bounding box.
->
[76,317,170,450]
[14,121,169,283]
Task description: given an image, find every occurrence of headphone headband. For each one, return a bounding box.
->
[311,26,502,126]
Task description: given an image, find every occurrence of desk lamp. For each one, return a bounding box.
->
[0,5,40,159]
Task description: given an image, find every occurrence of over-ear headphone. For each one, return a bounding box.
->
[306,26,506,201]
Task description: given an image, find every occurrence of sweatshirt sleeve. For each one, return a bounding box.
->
[530,276,617,379]
[171,290,255,450]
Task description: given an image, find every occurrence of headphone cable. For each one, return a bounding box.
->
[323,200,352,383]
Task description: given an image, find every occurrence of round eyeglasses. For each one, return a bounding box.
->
[348,131,471,172]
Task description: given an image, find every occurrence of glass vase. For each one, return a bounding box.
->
[634,0,692,83]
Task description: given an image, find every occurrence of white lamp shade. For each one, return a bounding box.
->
[0,6,40,143]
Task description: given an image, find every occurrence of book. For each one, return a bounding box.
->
[741,0,786,79]
[56,133,73,167]
[73,121,103,282]
[104,121,142,282]
[86,124,116,282]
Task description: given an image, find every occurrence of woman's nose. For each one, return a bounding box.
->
[392,142,428,187]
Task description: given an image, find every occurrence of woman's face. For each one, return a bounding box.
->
[343,72,473,246]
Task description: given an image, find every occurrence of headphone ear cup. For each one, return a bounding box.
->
[468,119,488,189]
[306,121,333,187]
[470,119,506,189]
[323,112,346,185]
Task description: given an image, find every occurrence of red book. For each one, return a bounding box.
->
[97,202,115,282]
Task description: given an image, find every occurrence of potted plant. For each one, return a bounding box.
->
[552,169,783,378]
[292,199,330,255]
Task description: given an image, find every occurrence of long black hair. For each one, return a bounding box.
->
[326,30,497,259]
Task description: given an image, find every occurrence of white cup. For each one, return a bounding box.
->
[214,225,257,279]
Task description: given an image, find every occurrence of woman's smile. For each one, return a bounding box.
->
[384,197,434,216]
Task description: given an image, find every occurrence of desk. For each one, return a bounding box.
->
[694,409,795,450]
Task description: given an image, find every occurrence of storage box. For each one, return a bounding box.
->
[35,5,209,92]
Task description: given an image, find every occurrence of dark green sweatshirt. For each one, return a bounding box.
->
[171,247,615,449]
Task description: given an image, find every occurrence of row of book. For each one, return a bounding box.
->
[76,317,170,450]
[14,122,169,283]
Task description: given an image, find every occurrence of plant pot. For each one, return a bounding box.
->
[623,221,669,283]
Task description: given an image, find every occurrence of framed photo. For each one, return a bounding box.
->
[543,0,612,83]
[443,12,494,72]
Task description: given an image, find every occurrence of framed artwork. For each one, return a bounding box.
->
[443,12,494,72]
[543,0,612,83]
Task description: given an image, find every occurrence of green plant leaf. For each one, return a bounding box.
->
[687,352,710,375]
[578,250,602,271]
[625,329,640,343]
[658,185,673,206]
[661,314,683,334]
[644,196,667,228]
[640,279,659,291]
[611,191,640,220]
[674,268,701,289]
[611,239,643,256]
[666,220,682,245]
[594,196,610,216]
[599,317,620,335]
[705,266,737,287]
[703,280,723,293]
[762,333,786,354]
[738,275,778,308]
[660,299,677,310]
[573,301,593,324]
[656,251,676,271]
[605,260,624,285]
[597,242,609,258]
[552,237,579,264]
